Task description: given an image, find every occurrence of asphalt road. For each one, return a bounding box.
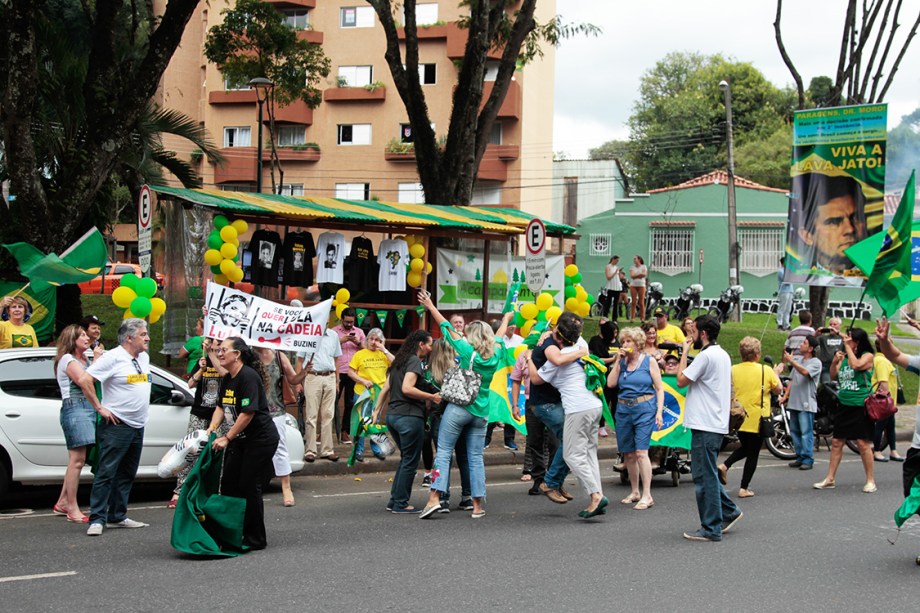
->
[1,448,919,612]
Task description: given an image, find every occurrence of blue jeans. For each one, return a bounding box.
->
[431,404,487,499]
[787,409,815,466]
[89,421,144,525]
[690,429,740,539]
[532,402,568,489]
[429,412,470,502]
[355,435,382,457]
[386,413,425,509]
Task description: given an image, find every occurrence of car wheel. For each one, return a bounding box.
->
[0,456,10,499]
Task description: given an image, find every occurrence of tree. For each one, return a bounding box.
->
[366,0,598,206]
[622,52,795,192]
[774,0,920,324]
[887,107,920,192]
[734,124,793,189]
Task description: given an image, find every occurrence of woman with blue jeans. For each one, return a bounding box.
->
[373,330,441,513]
[417,290,512,520]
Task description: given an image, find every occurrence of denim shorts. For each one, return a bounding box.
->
[614,398,657,453]
[60,396,96,449]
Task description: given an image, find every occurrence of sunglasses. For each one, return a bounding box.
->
[216,347,239,355]
[131,359,142,374]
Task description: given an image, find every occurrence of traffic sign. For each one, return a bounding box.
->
[525,218,546,293]
[138,185,153,275]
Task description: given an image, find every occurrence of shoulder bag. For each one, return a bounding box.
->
[729,379,748,432]
[863,370,897,422]
[440,351,482,407]
[758,364,775,438]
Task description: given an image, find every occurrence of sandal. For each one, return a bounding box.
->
[66,514,89,523]
[620,494,640,505]
[53,504,68,516]
[166,497,178,509]
[633,499,654,510]
[520,474,532,482]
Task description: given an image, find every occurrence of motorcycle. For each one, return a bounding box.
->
[709,285,744,323]
[645,281,664,316]
[672,283,703,320]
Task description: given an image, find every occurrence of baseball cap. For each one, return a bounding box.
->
[653,307,666,317]
[81,315,105,327]
[664,354,679,363]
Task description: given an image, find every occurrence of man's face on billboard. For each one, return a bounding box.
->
[798,194,865,273]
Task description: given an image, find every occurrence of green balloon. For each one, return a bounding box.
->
[513,311,526,327]
[214,215,229,230]
[120,273,139,290]
[536,311,547,322]
[210,264,222,275]
[234,249,241,262]
[572,273,582,284]
[564,285,576,299]
[586,293,595,305]
[564,276,574,287]
[130,296,152,318]
[136,277,157,298]
[207,231,223,250]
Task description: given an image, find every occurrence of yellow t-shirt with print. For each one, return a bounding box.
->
[0,321,38,349]
[731,361,780,433]
[348,348,390,395]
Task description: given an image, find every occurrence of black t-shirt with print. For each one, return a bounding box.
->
[247,230,283,287]
[282,231,316,287]
[218,365,279,445]
[387,354,428,418]
[348,236,375,291]
[191,356,223,419]
[529,335,561,406]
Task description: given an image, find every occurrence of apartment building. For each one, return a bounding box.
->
[155,0,556,219]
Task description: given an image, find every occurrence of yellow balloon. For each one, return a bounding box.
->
[149,313,161,325]
[335,303,348,319]
[112,286,137,309]
[564,264,579,277]
[204,249,223,266]
[409,243,426,259]
[425,262,433,274]
[219,225,238,242]
[228,266,244,283]
[520,319,536,337]
[150,297,167,317]
[577,301,590,317]
[214,273,229,286]
[575,286,588,302]
[407,270,422,288]
[122,309,136,320]
[230,219,248,235]
[220,258,237,277]
[220,243,238,260]
[335,288,351,304]
[409,258,425,272]
[545,306,563,324]
[513,345,527,360]
[405,235,417,246]
[231,237,239,247]
[520,302,539,321]
[565,297,580,312]
[535,292,554,311]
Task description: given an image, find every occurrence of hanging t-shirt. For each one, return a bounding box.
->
[247,229,283,287]
[282,231,316,287]
[191,356,223,420]
[315,232,345,284]
[348,236,375,291]
[377,239,409,292]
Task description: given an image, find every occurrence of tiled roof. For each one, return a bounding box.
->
[647,170,789,194]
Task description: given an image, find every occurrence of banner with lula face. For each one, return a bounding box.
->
[204,281,331,352]
[435,247,565,312]
[784,103,887,288]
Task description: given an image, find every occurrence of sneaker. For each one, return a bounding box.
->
[683,529,720,542]
[355,453,365,463]
[419,504,441,520]
[503,441,518,450]
[373,451,386,461]
[422,473,432,487]
[391,507,422,514]
[721,512,743,534]
[788,460,802,468]
[813,479,836,490]
[799,463,813,471]
[862,482,878,493]
[86,523,104,536]
[106,518,148,529]
[437,501,451,514]
[599,426,609,438]
[458,498,474,510]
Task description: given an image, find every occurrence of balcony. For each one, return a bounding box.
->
[295,29,324,44]
[323,86,387,103]
[482,80,521,120]
[475,144,520,182]
[384,151,416,162]
[265,0,316,7]
[266,146,321,163]
[213,147,257,184]
[446,22,504,60]
[209,90,257,105]
[269,100,314,125]
[396,23,450,40]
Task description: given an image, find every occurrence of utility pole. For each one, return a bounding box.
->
[720,79,741,322]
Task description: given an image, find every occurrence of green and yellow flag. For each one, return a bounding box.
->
[487,345,527,435]
[2,227,108,291]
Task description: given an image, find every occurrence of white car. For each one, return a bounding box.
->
[0,348,304,497]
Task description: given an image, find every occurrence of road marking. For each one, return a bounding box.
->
[0,571,77,583]
[310,480,526,499]
[0,504,166,521]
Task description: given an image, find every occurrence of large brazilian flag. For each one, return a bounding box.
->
[603,373,691,450]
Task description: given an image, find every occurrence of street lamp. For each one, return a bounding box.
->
[248,77,274,194]
[719,79,740,321]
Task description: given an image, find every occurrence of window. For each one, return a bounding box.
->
[277,126,306,147]
[337,65,373,87]
[589,234,611,257]
[282,9,309,30]
[649,229,694,275]
[337,124,372,145]
[418,63,437,85]
[280,184,304,197]
[340,6,375,28]
[399,122,434,143]
[489,121,502,145]
[471,181,502,205]
[223,76,250,91]
[398,183,425,203]
[113,265,136,275]
[0,356,59,399]
[740,228,785,276]
[223,126,251,147]
[484,61,500,82]
[336,183,370,200]
[219,183,255,192]
[408,3,439,25]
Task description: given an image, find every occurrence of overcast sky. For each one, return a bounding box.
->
[553,0,920,158]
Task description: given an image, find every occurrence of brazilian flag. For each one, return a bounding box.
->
[487,343,527,435]
[601,372,691,450]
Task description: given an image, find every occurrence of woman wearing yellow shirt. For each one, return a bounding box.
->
[348,328,393,461]
[0,296,38,349]
[871,346,903,463]
[719,337,783,498]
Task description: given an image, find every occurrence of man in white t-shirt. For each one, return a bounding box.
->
[78,318,152,536]
[677,314,742,542]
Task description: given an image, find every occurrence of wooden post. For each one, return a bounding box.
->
[481,240,491,322]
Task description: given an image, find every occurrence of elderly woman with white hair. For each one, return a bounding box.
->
[348,327,394,462]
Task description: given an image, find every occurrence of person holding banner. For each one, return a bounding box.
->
[0,295,38,349]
